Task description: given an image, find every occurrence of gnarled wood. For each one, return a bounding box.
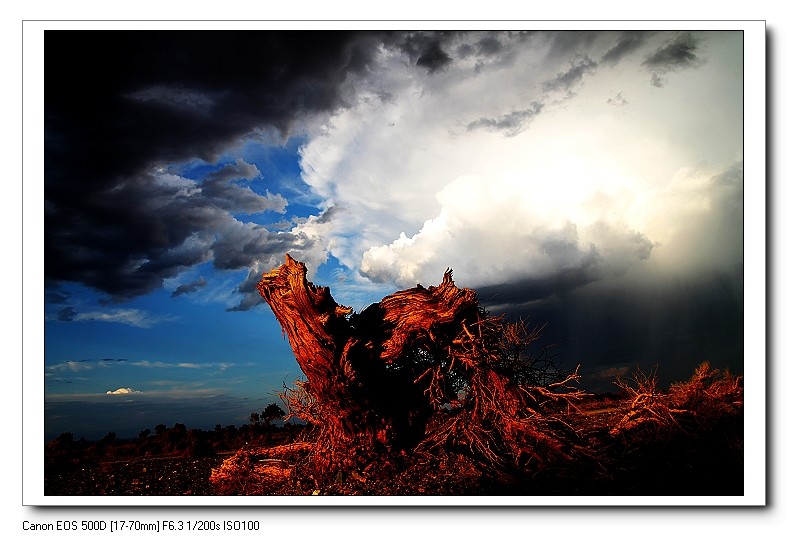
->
[258,254,586,479]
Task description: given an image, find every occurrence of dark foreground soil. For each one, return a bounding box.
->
[44,398,744,498]
[45,454,229,496]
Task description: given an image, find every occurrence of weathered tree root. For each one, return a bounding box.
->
[258,255,589,481]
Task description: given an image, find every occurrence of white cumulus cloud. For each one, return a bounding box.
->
[106,387,142,395]
[296,31,742,301]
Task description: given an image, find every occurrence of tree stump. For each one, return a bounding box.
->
[258,254,585,480]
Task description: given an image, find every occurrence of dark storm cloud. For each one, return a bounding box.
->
[642,32,703,87]
[45,31,376,185]
[477,267,743,393]
[227,267,267,312]
[476,269,600,308]
[466,102,544,137]
[211,222,300,270]
[45,290,71,304]
[457,43,474,59]
[454,31,529,66]
[541,30,655,68]
[225,227,327,312]
[471,222,655,309]
[171,277,207,298]
[415,41,452,74]
[45,31,380,301]
[540,31,601,61]
[45,161,297,300]
[542,54,598,93]
[199,160,286,213]
[395,32,454,73]
[643,32,701,70]
[475,36,503,57]
[57,306,77,322]
[221,208,345,312]
[125,85,218,112]
[600,31,652,65]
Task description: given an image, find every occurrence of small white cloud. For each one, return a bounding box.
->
[48,360,98,373]
[129,360,213,369]
[51,308,175,329]
[106,387,142,395]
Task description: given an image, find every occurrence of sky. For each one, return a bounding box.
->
[41,29,745,441]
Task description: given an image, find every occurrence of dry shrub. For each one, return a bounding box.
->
[210,451,264,495]
[668,361,743,426]
[209,443,312,495]
[611,366,682,438]
[612,362,743,441]
[279,379,323,427]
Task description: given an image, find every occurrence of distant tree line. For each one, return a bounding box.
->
[248,403,287,428]
[45,404,299,470]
